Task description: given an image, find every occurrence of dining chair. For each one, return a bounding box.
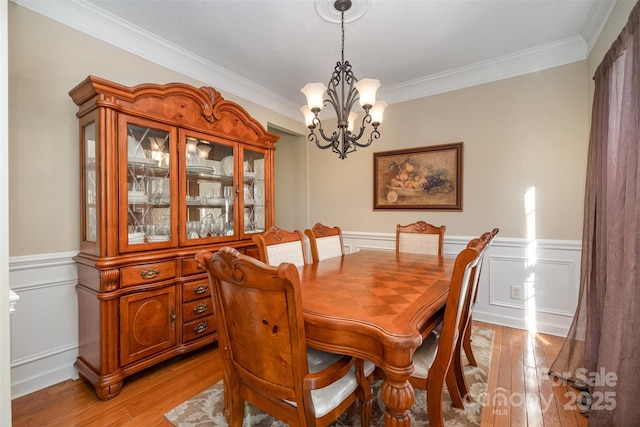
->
[252,226,308,267]
[377,239,483,427]
[451,228,499,401]
[304,223,345,263]
[396,221,446,255]
[195,247,374,427]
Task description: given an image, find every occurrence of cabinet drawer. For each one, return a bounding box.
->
[121,261,177,287]
[183,315,216,343]
[181,257,207,276]
[183,279,212,303]
[183,298,214,322]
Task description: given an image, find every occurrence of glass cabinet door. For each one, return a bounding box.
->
[123,120,174,249]
[83,122,97,244]
[183,134,236,244]
[241,148,267,236]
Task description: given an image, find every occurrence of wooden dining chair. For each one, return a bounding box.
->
[396,221,446,255]
[196,247,374,427]
[252,226,308,267]
[377,240,482,427]
[304,223,345,263]
[450,228,499,401]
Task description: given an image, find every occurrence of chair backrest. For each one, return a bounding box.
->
[396,221,446,255]
[461,228,499,328]
[414,242,482,381]
[196,247,311,411]
[252,226,308,267]
[304,223,344,263]
[196,247,364,426]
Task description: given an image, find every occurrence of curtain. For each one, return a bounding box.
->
[550,2,640,425]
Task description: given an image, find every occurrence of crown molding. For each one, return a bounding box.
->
[11,0,302,120]
[12,0,610,122]
[379,35,589,104]
[581,0,617,53]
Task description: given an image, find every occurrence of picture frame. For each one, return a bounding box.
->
[373,142,463,210]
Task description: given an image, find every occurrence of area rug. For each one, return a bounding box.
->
[165,326,494,426]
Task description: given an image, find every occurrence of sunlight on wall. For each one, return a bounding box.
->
[525,186,537,334]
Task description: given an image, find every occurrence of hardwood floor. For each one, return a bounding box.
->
[11,322,588,426]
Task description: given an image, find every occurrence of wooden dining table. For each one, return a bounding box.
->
[297,249,456,426]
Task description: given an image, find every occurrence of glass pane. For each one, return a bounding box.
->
[185,137,234,239]
[243,149,266,234]
[84,123,97,242]
[126,123,171,245]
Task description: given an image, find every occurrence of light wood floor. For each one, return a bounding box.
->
[11,321,588,426]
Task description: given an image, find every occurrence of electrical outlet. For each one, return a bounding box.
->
[510,285,522,300]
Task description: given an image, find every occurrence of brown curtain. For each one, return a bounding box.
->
[550,2,640,425]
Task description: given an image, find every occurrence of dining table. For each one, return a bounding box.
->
[297,249,456,426]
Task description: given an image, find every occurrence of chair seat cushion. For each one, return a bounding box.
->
[412,332,440,379]
[287,348,375,418]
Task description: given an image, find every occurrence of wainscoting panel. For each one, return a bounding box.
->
[9,252,79,399]
[342,232,582,337]
[9,235,581,398]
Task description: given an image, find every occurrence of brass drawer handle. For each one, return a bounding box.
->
[140,268,160,279]
[193,303,208,314]
[193,284,208,295]
[193,321,208,334]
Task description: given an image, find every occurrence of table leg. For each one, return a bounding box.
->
[379,376,414,426]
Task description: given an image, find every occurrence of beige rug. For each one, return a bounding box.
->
[165,326,494,426]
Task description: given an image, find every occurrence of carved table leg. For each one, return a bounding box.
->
[380,376,414,427]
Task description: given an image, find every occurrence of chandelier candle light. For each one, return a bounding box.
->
[300,0,387,159]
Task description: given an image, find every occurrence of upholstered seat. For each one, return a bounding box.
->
[196,247,374,427]
[304,223,345,263]
[396,221,446,255]
[252,226,308,266]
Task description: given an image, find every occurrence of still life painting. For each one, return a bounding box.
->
[373,142,462,210]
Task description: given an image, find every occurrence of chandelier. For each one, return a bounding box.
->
[300,0,387,159]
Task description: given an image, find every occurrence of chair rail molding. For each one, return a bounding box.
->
[9,251,79,399]
[342,231,581,337]
[9,235,581,397]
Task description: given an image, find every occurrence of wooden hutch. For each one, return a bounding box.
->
[70,76,279,399]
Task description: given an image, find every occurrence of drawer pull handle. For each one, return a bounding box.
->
[193,303,208,314]
[171,305,176,329]
[193,284,208,295]
[141,268,160,279]
[193,322,208,334]
[197,263,203,269]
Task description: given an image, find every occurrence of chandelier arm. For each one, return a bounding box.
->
[353,126,381,149]
[311,117,341,149]
[343,110,371,143]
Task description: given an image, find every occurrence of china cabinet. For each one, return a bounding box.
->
[70,75,278,399]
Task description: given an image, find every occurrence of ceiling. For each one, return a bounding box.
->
[15,0,616,122]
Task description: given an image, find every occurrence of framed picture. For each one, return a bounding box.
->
[373,142,463,210]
